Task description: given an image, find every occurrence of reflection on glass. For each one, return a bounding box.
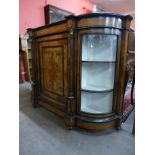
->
[81,91,113,114]
[82,34,117,61]
[81,63,115,91]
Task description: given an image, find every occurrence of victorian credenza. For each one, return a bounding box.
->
[28,13,132,130]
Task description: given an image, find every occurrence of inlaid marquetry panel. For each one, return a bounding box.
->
[42,46,63,96]
[38,39,68,107]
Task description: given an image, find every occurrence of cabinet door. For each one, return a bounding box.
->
[37,39,68,109]
[77,29,121,116]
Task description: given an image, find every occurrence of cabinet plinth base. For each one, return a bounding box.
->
[32,99,122,130]
[76,115,121,130]
[77,119,120,130]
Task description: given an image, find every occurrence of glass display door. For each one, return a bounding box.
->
[80,34,118,114]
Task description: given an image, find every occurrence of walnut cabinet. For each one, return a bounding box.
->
[28,13,132,130]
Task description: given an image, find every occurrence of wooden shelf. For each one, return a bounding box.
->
[81,88,113,93]
[19,34,32,81]
[82,60,116,63]
[81,85,113,93]
[28,52,32,59]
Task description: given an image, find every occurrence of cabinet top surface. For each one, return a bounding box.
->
[28,13,132,32]
[66,12,132,20]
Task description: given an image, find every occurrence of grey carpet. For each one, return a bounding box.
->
[19,82,135,155]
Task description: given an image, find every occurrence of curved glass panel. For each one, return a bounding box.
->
[81,91,113,114]
[82,34,117,61]
[80,34,117,114]
[81,62,115,91]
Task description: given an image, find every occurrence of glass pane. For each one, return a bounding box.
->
[82,34,117,61]
[80,34,117,114]
[81,63,115,91]
[81,91,113,114]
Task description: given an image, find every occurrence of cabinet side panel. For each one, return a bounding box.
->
[116,29,130,114]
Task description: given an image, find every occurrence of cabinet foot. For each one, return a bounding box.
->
[32,103,39,108]
[66,125,73,130]
[115,125,122,130]
[32,99,40,108]
[64,114,75,130]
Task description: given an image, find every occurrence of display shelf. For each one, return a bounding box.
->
[82,60,116,63]
[81,91,113,114]
[81,87,113,93]
[81,62,116,92]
